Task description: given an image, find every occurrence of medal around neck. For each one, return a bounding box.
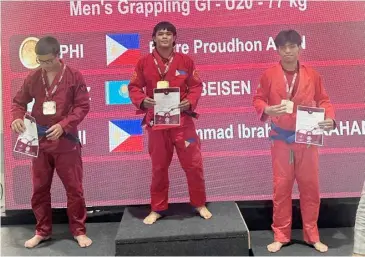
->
[43,101,56,115]
[157,81,169,89]
[281,99,294,114]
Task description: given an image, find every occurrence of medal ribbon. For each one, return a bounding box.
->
[284,72,297,99]
[153,53,174,80]
[42,64,67,100]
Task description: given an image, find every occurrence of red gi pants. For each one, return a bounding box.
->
[147,121,206,211]
[271,140,320,243]
[31,144,87,237]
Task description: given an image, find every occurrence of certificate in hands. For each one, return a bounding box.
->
[153,87,180,129]
[295,105,325,146]
[13,114,39,157]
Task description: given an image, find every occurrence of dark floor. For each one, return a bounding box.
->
[1,222,355,256]
[1,223,117,256]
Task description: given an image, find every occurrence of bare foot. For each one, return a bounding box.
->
[196,206,212,219]
[24,235,50,248]
[267,241,284,253]
[143,211,162,225]
[74,235,93,248]
[313,242,328,253]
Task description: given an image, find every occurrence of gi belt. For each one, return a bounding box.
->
[270,123,295,144]
[183,110,199,119]
[37,124,80,144]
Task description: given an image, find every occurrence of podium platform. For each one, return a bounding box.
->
[115,201,251,256]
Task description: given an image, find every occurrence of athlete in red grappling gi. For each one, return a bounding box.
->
[128,21,212,224]
[11,36,92,248]
[253,30,336,253]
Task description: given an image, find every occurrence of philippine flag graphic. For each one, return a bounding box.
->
[106,34,140,66]
[109,119,143,152]
[105,80,131,105]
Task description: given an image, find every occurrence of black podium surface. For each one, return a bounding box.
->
[115,201,250,256]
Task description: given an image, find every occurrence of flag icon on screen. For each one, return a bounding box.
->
[106,34,140,66]
[109,119,143,152]
[105,80,131,105]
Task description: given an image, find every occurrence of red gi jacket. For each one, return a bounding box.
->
[12,61,90,152]
[253,62,335,131]
[128,49,202,128]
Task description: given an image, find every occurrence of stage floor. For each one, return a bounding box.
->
[1,223,355,256]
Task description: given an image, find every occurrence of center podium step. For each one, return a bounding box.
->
[115,201,250,256]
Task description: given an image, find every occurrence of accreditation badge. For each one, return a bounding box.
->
[43,101,56,115]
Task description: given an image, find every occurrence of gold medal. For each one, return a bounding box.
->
[157,81,169,89]
[19,37,40,69]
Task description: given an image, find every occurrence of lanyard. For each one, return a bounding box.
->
[284,72,297,99]
[42,65,67,100]
[153,53,174,80]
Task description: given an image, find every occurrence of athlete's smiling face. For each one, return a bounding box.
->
[154,29,175,49]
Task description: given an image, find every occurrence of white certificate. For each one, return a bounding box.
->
[153,88,180,128]
[13,114,39,157]
[295,105,325,146]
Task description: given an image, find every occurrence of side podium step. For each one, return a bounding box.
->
[115,201,251,256]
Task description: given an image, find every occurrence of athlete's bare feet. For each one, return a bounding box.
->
[143,211,162,225]
[196,206,212,219]
[267,241,285,253]
[74,235,92,248]
[313,241,328,253]
[24,235,50,248]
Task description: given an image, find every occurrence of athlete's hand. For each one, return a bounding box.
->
[178,99,191,111]
[264,104,287,117]
[11,119,26,134]
[318,118,334,131]
[142,97,156,109]
[46,124,64,140]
